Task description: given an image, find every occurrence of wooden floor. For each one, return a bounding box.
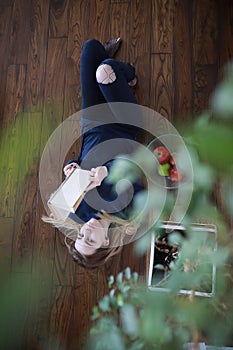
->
[0,0,233,349]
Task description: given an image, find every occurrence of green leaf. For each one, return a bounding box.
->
[134,231,152,256]
[209,247,229,267]
[109,289,115,298]
[117,294,124,307]
[89,317,125,350]
[107,157,141,185]
[99,296,110,312]
[121,285,131,294]
[168,231,184,246]
[117,272,123,284]
[132,272,139,283]
[221,173,233,220]
[121,303,139,337]
[192,122,233,171]
[125,267,131,280]
[212,81,233,118]
[91,306,101,321]
[108,275,114,288]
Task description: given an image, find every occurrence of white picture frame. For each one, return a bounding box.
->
[147,222,217,298]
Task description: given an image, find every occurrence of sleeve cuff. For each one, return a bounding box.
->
[65,159,79,166]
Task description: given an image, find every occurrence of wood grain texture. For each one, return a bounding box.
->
[59,116,82,172]
[33,199,56,276]
[152,0,174,53]
[24,0,50,112]
[49,0,69,38]
[130,0,151,106]
[64,59,82,116]
[29,38,69,347]
[11,112,43,272]
[42,38,67,133]
[8,0,31,64]
[0,65,26,217]
[73,267,98,347]
[173,0,193,120]
[219,0,233,68]
[192,0,219,115]
[0,131,16,217]
[0,5,12,123]
[67,0,90,61]
[3,64,26,124]
[192,0,219,65]
[88,0,110,42]
[0,5,11,71]
[39,38,68,218]
[65,0,90,115]
[150,53,173,121]
[53,231,76,286]
[109,1,130,60]
[193,64,218,114]
[48,286,75,348]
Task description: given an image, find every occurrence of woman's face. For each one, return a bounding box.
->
[75,218,110,256]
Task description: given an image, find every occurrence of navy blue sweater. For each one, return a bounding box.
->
[67,120,144,223]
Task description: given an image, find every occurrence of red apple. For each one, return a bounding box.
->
[169,167,183,182]
[154,146,170,164]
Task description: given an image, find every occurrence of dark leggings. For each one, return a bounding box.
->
[80,39,139,124]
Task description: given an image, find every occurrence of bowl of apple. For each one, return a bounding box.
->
[148,139,184,190]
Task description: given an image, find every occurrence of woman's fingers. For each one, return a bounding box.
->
[63,162,80,177]
[88,166,108,187]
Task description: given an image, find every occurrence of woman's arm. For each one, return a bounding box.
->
[64,162,108,191]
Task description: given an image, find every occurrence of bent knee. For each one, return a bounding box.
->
[96,63,116,84]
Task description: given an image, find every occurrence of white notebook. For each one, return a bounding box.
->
[48,168,91,220]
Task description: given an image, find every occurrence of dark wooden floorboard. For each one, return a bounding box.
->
[49,0,69,39]
[9,0,31,65]
[0,0,233,349]
[150,53,173,120]
[12,112,43,272]
[24,0,50,113]
[130,0,151,106]
[0,5,12,124]
[151,0,174,54]
[173,0,193,120]
[192,0,219,115]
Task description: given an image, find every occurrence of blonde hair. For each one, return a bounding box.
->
[42,211,139,268]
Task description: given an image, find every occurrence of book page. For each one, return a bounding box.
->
[48,168,91,214]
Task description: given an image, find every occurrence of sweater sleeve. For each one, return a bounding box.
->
[65,159,79,166]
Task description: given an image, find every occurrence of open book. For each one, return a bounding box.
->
[48,168,91,220]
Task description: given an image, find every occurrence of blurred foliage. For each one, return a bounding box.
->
[0,261,51,349]
[0,113,54,348]
[87,263,233,350]
[87,62,233,349]
[0,113,42,185]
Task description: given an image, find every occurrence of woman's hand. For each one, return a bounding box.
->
[87,166,108,191]
[63,162,80,178]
